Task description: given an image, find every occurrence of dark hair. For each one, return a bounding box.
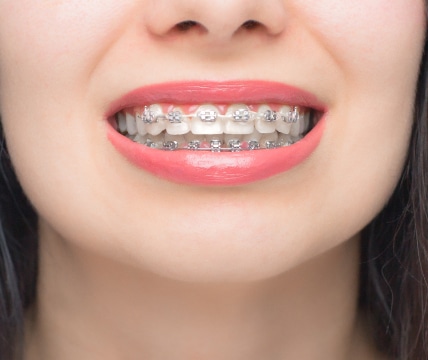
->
[0,15,428,360]
[0,135,38,359]
[359,19,428,359]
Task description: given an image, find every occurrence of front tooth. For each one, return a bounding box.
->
[276,105,293,134]
[191,105,223,135]
[166,107,190,135]
[146,104,166,136]
[255,105,276,134]
[224,104,254,135]
[126,113,137,136]
[147,121,166,136]
[229,104,251,122]
[118,112,127,133]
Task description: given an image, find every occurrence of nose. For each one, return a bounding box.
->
[144,0,287,43]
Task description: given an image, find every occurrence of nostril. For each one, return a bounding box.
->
[175,20,199,32]
[145,1,287,39]
[241,20,261,30]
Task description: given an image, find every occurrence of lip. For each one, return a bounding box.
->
[106,80,327,186]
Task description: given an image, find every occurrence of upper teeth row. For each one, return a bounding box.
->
[117,103,310,137]
[140,105,300,124]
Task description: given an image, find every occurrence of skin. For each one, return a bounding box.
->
[0,0,425,359]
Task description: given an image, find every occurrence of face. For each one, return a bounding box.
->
[0,0,425,282]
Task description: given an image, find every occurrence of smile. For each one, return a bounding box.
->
[106,81,327,186]
[115,103,318,152]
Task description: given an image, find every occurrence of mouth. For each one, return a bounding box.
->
[106,81,326,186]
[114,103,319,152]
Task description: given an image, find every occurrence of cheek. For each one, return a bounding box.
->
[293,0,425,159]
[0,1,135,177]
[0,1,133,96]
[293,0,426,78]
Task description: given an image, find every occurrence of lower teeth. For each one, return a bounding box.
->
[126,131,302,151]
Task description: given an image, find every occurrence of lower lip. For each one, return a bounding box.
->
[107,117,325,186]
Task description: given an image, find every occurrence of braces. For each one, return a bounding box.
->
[137,106,302,125]
[119,105,316,152]
[142,138,297,152]
[198,110,217,122]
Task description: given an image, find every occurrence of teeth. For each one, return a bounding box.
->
[118,112,127,133]
[146,122,166,136]
[289,107,300,123]
[118,102,316,151]
[134,134,147,144]
[198,109,218,122]
[229,104,251,122]
[185,133,202,141]
[185,133,206,143]
[256,105,276,134]
[165,133,185,147]
[137,105,157,124]
[191,105,223,135]
[136,132,305,151]
[144,105,166,136]
[126,113,137,136]
[224,104,254,135]
[276,105,292,134]
[135,110,148,135]
[136,104,166,136]
[260,132,279,149]
[290,115,303,137]
[302,112,311,132]
[224,133,243,145]
[146,134,164,149]
[167,110,183,124]
[263,109,277,122]
[206,134,222,142]
[290,113,309,138]
[166,107,190,135]
[243,130,262,143]
[278,133,293,146]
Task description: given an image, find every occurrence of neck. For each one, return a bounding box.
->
[26,221,380,360]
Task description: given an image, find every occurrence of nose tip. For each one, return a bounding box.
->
[144,0,287,42]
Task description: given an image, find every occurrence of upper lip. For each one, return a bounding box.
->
[106,80,327,117]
